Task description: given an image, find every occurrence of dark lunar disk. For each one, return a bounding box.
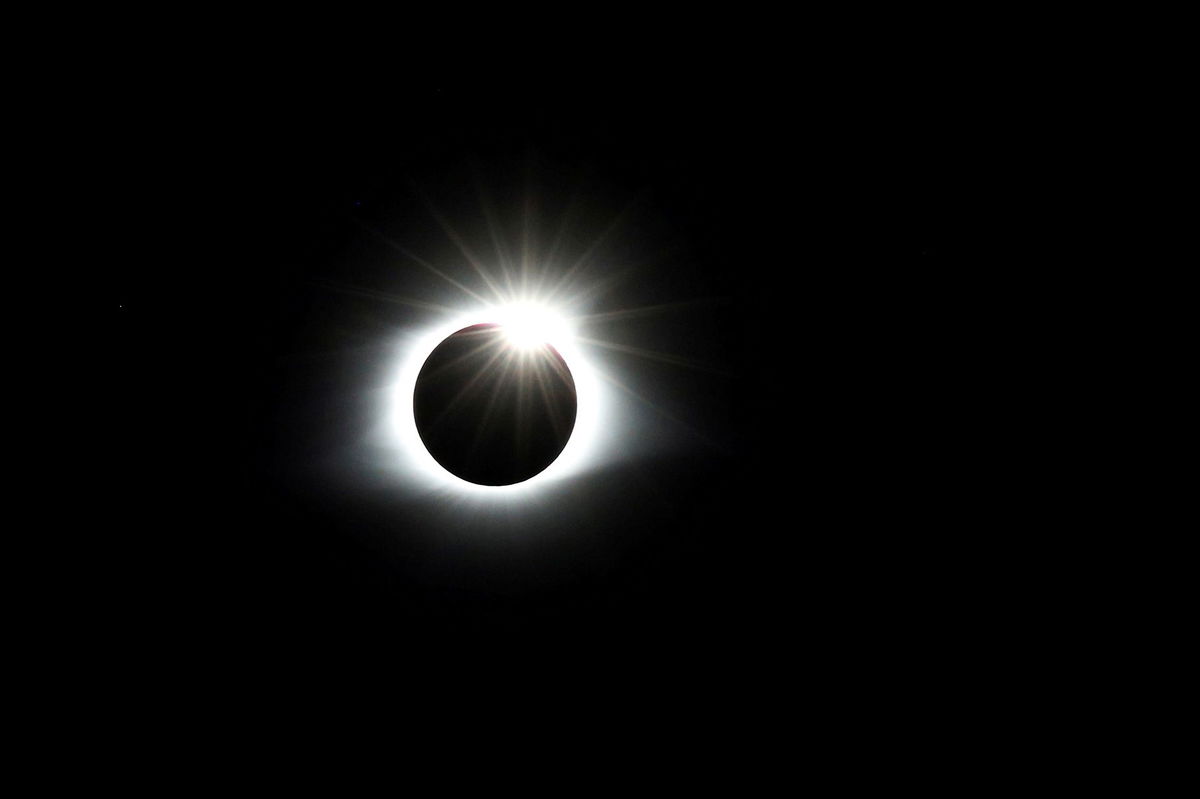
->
[413,324,578,486]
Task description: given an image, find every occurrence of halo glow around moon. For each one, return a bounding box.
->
[388,301,610,499]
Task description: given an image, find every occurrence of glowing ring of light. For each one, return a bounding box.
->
[389,302,605,498]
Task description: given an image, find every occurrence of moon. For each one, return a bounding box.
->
[412,323,578,486]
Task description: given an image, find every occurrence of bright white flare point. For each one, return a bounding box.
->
[493,303,573,351]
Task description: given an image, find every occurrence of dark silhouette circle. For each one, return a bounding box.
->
[413,324,578,486]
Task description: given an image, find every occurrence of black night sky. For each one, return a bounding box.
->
[101,63,1009,702]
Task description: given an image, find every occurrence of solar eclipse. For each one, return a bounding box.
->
[413,322,578,486]
[389,301,611,499]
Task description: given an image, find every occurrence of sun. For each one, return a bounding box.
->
[388,299,608,498]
